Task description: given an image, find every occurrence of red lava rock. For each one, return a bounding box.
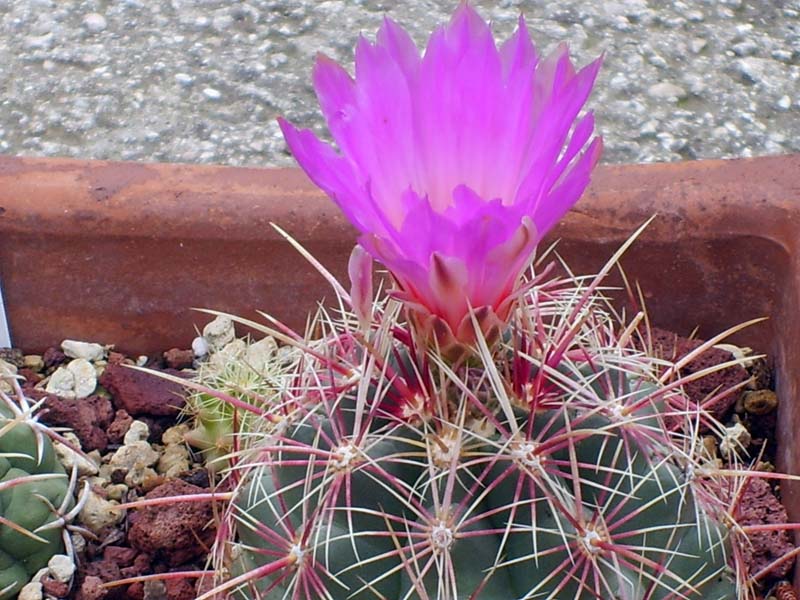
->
[642,327,750,420]
[165,576,197,600]
[119,552,152,579]
[102,545,138,567]
[737,478,795,578]
[99,363,187,417]
[126,582,144,600]
[163,348,194,370]
[37,393,114,451]
[43,346,66,369]
[106,409,134,445]
[75,576,108,600]
[127,480,215,566]
[195,577,224,600]
[17,367,43,384]
[83,559,121,583]
[41,575,70,597]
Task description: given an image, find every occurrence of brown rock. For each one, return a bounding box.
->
[107,410,134,445]
[17,367,43,385]
[41,576,71,598]
[100,363,187,417]
[43,346,67,369]
[83,559,121,583]
[179,468,211,489]
[37,393,114,451]
[127,480,215,566]
[165,576,197,600]
[194,577,224,600]
[0,348,23,367]
[102,546,137,567]
[743,390,778,415]
[126,582,145,600]
[163,348,194,370]
[119,552,152,578]
[642,327,750,420]
[76,576,108,600]
[736,478,795,578]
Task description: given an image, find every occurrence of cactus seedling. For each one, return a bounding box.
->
[183,334,294,473]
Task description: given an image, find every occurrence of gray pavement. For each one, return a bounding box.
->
[0,0,798,167]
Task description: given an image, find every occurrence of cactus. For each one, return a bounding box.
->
[190,244,792,600]
[184,334,298,473]
[0,373,85,599]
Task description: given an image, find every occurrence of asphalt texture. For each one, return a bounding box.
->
[0,0,798,167]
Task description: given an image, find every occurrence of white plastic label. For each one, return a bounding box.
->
[0,279,10,348]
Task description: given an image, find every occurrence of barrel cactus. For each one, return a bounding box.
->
[203,266,765,599]
[0,374,81,598]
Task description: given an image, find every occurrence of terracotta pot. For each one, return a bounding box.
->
[1,153,799,575]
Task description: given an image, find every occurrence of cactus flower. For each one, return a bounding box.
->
[279,4,603,351]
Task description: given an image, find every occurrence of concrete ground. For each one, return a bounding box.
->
[0,0,798,167]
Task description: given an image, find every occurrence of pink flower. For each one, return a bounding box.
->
[280,4,602,352]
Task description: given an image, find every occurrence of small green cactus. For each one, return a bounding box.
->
[185,332,296,473]
[0,376,81,599]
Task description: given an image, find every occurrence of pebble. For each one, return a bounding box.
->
[688,38,707,54]
[202,315,235,351]
[157,443,191,478]
[61,340,106,362]
[735,57,773,84]
[110,440,160,471]
[17,582,43,600]
[47,554,76,583]
[647,82,688,101]
[54,433,99,477]
[44,358,97,399]
[71,531,87,555]
[192,335,209,358]
[202,87,222,101]
[83,13,108,34]
[23,354,45,372]
[79,489,125,535]
[123,419,151,445]
[245,336,278,372]
[162,423,190,446]
[175,72,194,87]
[777,95,792,111]
[105,483,128,501]
[210,338,247,370]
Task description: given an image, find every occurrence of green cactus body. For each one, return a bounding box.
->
[229,365,737,600]
[0,401,72,598]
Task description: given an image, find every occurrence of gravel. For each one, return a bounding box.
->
[0,0,798,166]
